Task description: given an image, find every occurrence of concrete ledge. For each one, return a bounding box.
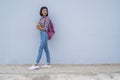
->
[0,64,120,80]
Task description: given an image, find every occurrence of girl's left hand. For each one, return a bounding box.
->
[36,22,41,26]
[36,22,41,30]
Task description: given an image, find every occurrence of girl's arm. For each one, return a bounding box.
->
[36,23,45,30]
[37,17,50,31]
[39,26,45,30]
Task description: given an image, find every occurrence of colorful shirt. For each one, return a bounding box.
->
[39,16,50,40]
[39,16,50,31]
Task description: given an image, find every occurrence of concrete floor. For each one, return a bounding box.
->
[0,64,120,80]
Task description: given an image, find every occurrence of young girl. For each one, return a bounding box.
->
[29,6,51,70]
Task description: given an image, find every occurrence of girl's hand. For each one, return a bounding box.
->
[36,22,41,30]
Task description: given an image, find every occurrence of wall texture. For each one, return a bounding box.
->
[0,0,120,64]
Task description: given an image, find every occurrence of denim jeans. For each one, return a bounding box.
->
[35,31,51,64]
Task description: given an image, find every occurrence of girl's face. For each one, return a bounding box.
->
[42,9,48,16]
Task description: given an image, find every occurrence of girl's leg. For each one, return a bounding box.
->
[44,42,51,64]
[35,40,47,64]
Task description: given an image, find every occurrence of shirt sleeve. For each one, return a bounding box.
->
[44,17,50,31]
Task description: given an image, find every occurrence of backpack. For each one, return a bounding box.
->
[47,20,55,40]
[43,17,55,40]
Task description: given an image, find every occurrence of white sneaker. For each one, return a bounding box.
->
[41,64,51,68]
[29,65,39,70]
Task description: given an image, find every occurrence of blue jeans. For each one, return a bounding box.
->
[35,31,51,64]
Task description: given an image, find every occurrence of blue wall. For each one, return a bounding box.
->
[0,0,120,64]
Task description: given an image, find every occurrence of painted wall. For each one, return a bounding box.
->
[0,0,120,64]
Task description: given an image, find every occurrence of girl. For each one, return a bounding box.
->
[29,6,51,70]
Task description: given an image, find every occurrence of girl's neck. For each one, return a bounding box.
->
[42,15,46,18]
